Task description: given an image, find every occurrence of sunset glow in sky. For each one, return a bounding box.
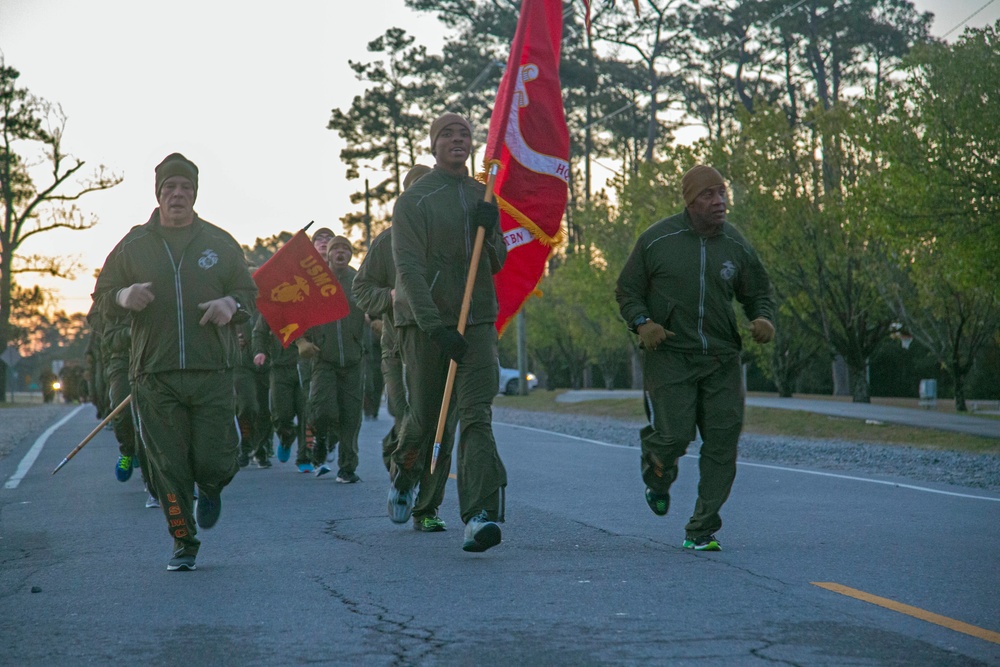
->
[1,0,996,316]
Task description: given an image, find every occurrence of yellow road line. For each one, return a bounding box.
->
[812,582,1000,645]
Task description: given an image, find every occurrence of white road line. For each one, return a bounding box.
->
[4,405,86,490]
[495,421,1000,503]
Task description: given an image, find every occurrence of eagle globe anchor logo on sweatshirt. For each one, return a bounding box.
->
[198,249,219,269]
[720,260,736,281]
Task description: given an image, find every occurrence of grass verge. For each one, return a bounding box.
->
[494,390,1000,455]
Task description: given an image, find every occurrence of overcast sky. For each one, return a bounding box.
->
[1,0,996,315]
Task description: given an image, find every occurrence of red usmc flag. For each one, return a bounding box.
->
[252,230,349,347]
[484,0,570,335]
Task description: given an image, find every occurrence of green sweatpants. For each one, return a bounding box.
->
[108,359,155,496]
[364,337,384,418]
[640,351,744,539]
[235,367,272,462]
[297,360,314,464]
[270,364,306,458]
[135,369,239,558]
[307,360,362,473]
[380,353,405,472]
[394,323,505,524]
[107,360,137,458]
[91,355,110,419]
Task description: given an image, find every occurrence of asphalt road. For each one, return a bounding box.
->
[1,406,999,666]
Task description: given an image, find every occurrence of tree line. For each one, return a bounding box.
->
[326,0,999,409]
[2,1,997,409]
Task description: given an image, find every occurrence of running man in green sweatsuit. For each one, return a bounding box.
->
[388,113,508,553]
[92,153,257,572]
[252,311,307,467]
[354,164,458,533]
[616,165,776,552]
[303,235,366,483]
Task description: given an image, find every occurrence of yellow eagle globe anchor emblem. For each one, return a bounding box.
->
[270,275,310,303]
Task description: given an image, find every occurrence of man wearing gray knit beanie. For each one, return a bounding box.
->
[615,164,776,552]
[92,153,257,572]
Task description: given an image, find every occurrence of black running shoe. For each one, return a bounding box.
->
[196,489,221,529]
[645,487,669,516]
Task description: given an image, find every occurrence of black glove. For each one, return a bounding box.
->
[473,200,500,236]
[429,327,468,363]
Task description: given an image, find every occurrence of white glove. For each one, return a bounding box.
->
[198,297,238,326]
[116,282,154,311]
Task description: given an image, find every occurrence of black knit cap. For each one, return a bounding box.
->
[155,153,199,199]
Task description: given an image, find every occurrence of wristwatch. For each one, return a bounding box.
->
[230,297,251,324]
[632,315,651,331]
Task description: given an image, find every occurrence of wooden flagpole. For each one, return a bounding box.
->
[51,394,133,475]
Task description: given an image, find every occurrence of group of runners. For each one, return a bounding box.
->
[87,111,774,571]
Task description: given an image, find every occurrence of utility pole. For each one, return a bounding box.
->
[517,311,528,395]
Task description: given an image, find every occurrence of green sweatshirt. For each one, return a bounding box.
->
[235,314,267,373]
[390,168,506,332]
[616,210,775,355]
[100,314,132,368]
[352,227,398,355]
[92,209,258,376]
[304,265,365,366]
[251,310,299,367]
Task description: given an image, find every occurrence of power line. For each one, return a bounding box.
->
[941,0,996,39]
[577,0,811,134]
[710,0,810,60]
[579,101,637,132]
[465,59,504,95]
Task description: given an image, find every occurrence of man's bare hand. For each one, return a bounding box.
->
[116,282,154,311]
[198,297,238,326]
[253,353,267,367]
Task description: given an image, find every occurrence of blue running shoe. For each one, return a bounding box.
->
[115,455,134,482]
[297,462,314,473]
[277,444,291,463]
[387,483,416,524]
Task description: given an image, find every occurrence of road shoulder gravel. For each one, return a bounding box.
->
[494,407,1000,493]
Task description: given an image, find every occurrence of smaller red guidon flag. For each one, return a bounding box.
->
[252,230,349,347]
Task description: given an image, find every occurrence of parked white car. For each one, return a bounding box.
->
[498,366,538,395]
